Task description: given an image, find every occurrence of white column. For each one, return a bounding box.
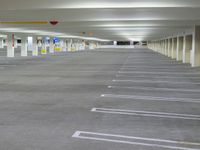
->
[62,39,67,52]
[130,41,134,45]
[191,26,200,67]
[168,39,170,57]
[75,41,79,51]
[41,43,47,54]
[32,36,38,56]
[183,35,186,63]
[191,32,196,67]
[7,33,15,57]
[14,39,18,48]
[165,39,167,55]
[21,35,28,57]
[0,37,3,48]
[49,38,54,53]
[82,40,86,50]
[176,37,179,61]
[171,38,174,58]
[114,41,117,46]
[67,40,70,51]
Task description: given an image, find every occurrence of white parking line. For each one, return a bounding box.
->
[121,66,189,68]
[91,108,200,120]
[120,68,194,73]
[112,79,200,85]
[108,85,200,93]
[101,94,200,103]
[72,131,200,150]
[115,74,200,79]
[118,71,200,75]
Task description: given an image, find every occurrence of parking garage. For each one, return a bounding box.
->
[0,1,200,150]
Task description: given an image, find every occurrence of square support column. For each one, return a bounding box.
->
[41,37,47,55]
[172,38,177,59]
[183,35,192,63]
[165,39,168,56]
[68,39,72,52]
[32,36,38,56]
[168,39,172,57]
[177,36,183,61]
[0,37,3,48]
[7,33,15,57]
[14,39,18,48]
[162,41,165,54]
[21,35,28,57]
[79,40,85,50]
[41,43,47,55]
[62,39,67,52]
[191,26,200,67]
[49,38,54,54]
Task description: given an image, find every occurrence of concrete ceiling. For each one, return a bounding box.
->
[0,0,200,41]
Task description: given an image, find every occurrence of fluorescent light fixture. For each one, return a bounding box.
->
[58,35,110,42]
[58,1,199,8]
[96,24,157,27]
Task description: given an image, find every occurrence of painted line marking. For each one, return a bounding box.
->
[112,79,200,85]
[118,71,200,75]
[72,131,200,150]
[108,85,200,93]
[120,68,194,72]
[101,94,200,103]
[121,65,190,68]
[0,64,17,67]
[121,64,187,66]
[91,108,200,120]
[115,74,200,79]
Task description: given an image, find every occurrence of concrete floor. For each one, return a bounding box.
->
[0,48,200,150]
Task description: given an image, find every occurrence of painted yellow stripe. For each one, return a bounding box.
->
[0,21,48,25]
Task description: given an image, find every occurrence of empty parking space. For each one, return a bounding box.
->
[0,48,200,150]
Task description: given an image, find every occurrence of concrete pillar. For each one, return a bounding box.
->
[177,36,183,61]
[67,39,72,52]
[14,39,18,48]
[191,26,200,67]
[62,39,67,52]
[41,37,48,55]
[32,36,38,56]
[74,41,78,51]
[183,35,192,63]
[160,41,163,54]
[60,39,64,52]
[82,40,86,50]
[130,41,134,45]
[162,40,165,54]
[0,37,3,48]
[89,41,95,50]
[49,38,54,53]
[159,41,161,53]
[172,38,177,59]
[7,33,15,57]
[168,39,171,57]
[21,35,28,57]
[165,39,168,55]
[114,41,117,46]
